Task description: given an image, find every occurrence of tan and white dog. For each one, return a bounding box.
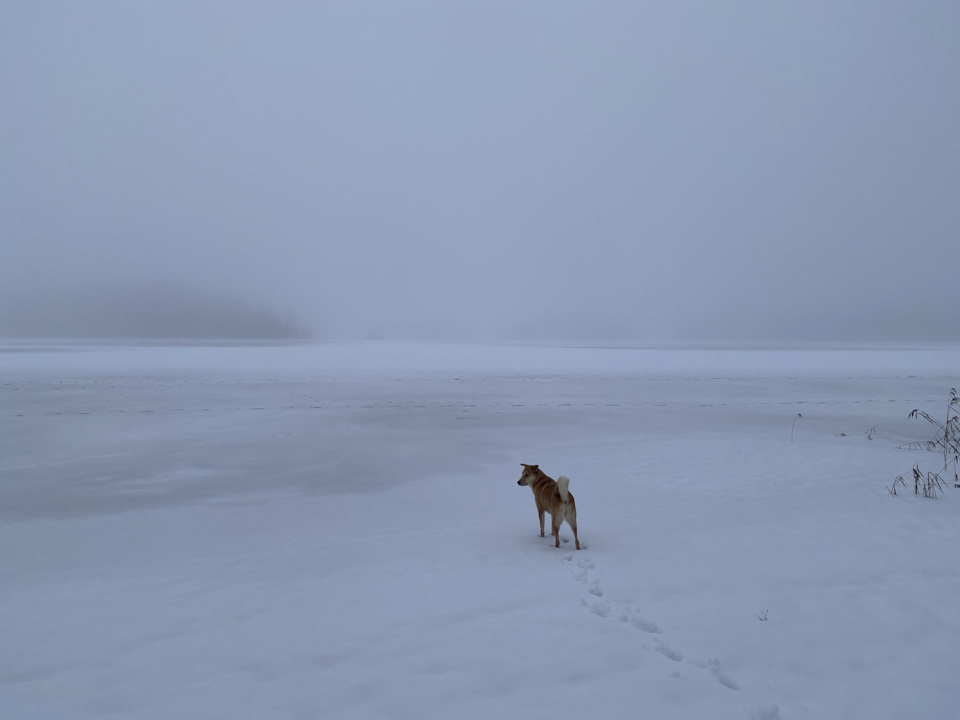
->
[517,463,580,550]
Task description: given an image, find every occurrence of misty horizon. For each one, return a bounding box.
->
[1,280,957,344]
[3,2,958,343]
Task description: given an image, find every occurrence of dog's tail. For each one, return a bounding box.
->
[557,476,571,503]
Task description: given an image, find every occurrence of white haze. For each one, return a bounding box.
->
[2,1,958,341]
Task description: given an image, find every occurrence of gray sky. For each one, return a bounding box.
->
[2,1,958,341]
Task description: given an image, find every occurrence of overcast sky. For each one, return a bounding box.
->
[2,1,958,341]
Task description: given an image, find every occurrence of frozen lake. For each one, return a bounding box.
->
[2,341,959,719]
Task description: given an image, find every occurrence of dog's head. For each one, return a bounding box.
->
[517,463,539,486]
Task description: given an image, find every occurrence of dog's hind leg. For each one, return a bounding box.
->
[564,501,581,550]
[536,501,545,537]
[569,516,581,550]
[552,514,562,548]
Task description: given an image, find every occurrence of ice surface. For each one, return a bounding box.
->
[2,341,959,719]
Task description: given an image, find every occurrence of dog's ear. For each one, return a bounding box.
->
[521,463,529,468]
[531,464,539,471]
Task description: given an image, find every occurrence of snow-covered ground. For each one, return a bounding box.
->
[2,341,959,719]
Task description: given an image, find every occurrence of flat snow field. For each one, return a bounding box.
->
[2,341,959,720]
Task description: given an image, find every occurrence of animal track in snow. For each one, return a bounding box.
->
[581,598,611,618]
[565,550,739,693]
[698,658,741,691]
[655,641,683,662]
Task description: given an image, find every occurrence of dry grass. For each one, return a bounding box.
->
[888,474,907,497]
[791,413,802,444]
[893,388,960,497]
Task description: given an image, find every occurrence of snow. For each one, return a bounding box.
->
[2,341,959,719]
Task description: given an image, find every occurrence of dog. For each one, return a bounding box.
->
[517,463,580,550]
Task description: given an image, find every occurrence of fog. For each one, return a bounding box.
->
[2,2,958,342]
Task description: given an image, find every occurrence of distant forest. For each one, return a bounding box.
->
[0,283,307,339]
